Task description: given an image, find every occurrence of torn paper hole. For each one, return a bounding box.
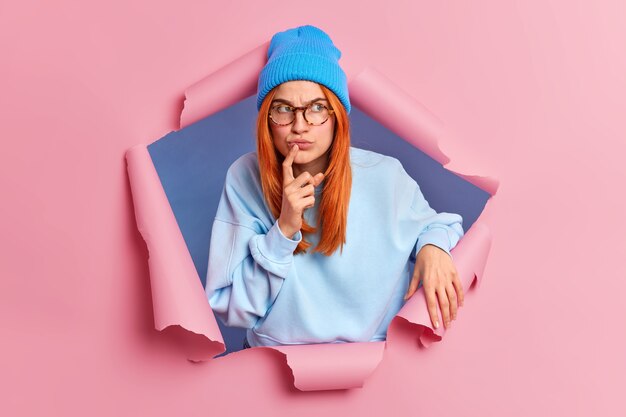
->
[125,45,497,391]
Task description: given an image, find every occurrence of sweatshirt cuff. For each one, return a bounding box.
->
[415,227,452,259]
[251,221,302,264]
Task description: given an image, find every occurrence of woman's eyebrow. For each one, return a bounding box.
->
[271,97,328,106]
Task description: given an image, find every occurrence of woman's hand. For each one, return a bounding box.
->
[278,144,324,238]
[404,244,464,329]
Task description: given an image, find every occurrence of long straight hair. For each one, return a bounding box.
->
[255,84,352,256]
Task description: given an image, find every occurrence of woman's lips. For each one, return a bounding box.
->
[290,141,313,150]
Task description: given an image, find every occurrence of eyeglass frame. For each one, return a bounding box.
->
[268,103,335,126]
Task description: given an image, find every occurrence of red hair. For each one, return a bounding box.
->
[255,84,352,256]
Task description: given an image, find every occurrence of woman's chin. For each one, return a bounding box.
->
[294,153,313,164]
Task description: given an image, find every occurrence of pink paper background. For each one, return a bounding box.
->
[2,0,625,415]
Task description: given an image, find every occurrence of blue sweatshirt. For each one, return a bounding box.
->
[205,146,464,347]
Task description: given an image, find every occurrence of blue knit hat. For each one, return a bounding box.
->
[256,25,351,114]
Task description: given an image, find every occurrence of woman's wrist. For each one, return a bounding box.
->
[277,218,298,240]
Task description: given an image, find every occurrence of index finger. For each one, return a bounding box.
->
[425,288,440,329]
[282,144,299,186]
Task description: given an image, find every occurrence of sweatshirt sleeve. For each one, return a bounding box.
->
[410,182,465,261]
[392,159,465,261]
[205,162,302,329]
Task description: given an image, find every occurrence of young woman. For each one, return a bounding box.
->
[205,25,465,349]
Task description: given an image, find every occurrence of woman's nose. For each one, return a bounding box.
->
[291,110,309,133]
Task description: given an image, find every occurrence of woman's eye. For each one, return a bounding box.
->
[310,103,324,112]
[276,106,292,113]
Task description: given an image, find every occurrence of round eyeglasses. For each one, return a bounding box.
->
[269,103,335,126]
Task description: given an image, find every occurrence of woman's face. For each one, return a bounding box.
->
[269,81,335,170]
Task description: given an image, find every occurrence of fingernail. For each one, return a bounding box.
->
[434,321,439,329]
